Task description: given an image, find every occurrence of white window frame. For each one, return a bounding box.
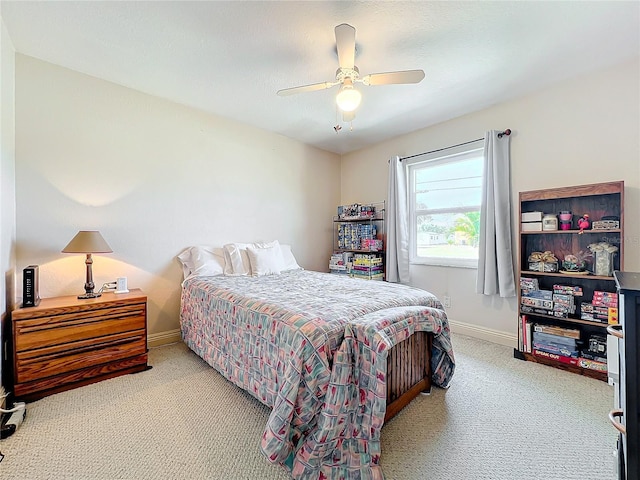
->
[407,142,484,269]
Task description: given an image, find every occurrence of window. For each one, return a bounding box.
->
[407,145,484,268]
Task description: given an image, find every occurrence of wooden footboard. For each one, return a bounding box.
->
[384,331,432,421]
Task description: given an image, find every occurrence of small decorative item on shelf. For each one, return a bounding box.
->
[561,251,591,274]
[528,251,558,272]
[587,242,618,276]
[558,211,573,230]
[577,214,590,233]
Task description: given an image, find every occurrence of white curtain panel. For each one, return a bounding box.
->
[476,131,516,297]
[386,156,410,283]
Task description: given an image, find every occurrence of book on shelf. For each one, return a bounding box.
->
[518,317,523,351]
[521,315,532,353]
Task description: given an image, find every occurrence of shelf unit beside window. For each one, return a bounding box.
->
[331,201,385,280]
[514,181,624,382]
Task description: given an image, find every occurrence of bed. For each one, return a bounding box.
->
[178,243,455,479]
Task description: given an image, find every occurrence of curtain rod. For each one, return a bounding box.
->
[400,129,511,161]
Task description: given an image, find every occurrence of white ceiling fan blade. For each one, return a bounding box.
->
[277,82,337,96]
[335,23,356,70]
[342,111,356,122]
[362,70,425,86]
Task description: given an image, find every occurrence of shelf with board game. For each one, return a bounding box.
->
[514,181,624,381]
[330,201,385,280]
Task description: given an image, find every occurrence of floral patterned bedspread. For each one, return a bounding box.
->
[180,270,455,479]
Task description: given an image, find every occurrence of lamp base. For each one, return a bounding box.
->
[77,292,101,300]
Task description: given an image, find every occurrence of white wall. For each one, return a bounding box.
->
[0,17,16,394]
[15,55,341,337]
[341,58,640,346]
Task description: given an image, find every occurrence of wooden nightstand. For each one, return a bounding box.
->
[11,289,148,402]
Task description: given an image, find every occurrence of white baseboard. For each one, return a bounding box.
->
[148,329,182,348]
[147,323,517,350]
[448,319,517,348]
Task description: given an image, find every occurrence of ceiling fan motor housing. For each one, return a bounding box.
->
[336,66,360,83]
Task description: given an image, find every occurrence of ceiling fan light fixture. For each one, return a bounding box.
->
[336,84,361,112]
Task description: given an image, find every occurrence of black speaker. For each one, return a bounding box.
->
[22,265,40,308]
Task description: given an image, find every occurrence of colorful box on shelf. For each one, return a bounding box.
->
[533,324,580,339]
[532,349,580,366]
[553,284,583,296]
[329,264,348,271]
[351,271,384,280]
[521,211,543,232]
[337,203,376,220]
[592,291,618,307]
[521,297,554,310]
[520,277,540,291]
[591,220,620,230]
[577,358,607,372]
[522,222,543,232]
[581,351,607,364]
[523,289,553,300]
[520,305,554,316]
[521,211,543,222]
[354,253,379,260]
[353,257,382,266]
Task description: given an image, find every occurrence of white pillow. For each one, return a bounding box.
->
[279,244,302,271]
[222,241,301,276]
[246,242,284,276]
[223,243,252,276]
[177,246,226,279]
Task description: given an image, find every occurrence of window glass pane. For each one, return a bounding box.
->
[414,158,482,210]
[416,212,480,260]
[408,146,484,266]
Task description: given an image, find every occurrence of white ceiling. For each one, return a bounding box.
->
[2,1,639,154]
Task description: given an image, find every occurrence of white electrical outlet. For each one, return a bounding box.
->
[443,295,451,309]
[115,277,129,294]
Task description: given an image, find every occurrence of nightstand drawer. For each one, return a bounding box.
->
[14,304,146,352]
[15,329,147,383]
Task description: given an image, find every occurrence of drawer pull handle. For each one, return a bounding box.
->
[606,324,624,339]
[608,409,626,435]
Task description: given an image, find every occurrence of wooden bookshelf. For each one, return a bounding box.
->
[515,181,624,381]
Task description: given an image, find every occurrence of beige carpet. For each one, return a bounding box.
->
[0,333,617,479]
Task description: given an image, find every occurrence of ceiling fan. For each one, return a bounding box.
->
[277,23,425,123]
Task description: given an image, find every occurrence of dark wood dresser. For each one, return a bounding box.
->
[12,289,148,402]
[611,272,639,480]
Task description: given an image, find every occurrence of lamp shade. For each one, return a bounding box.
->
[62,231,113,254]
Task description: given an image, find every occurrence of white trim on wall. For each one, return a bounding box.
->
[148,329,182,348]
[448,318,517,348]
[149,322,519,350]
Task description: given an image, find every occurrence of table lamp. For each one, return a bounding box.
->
[62,230,113,299]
